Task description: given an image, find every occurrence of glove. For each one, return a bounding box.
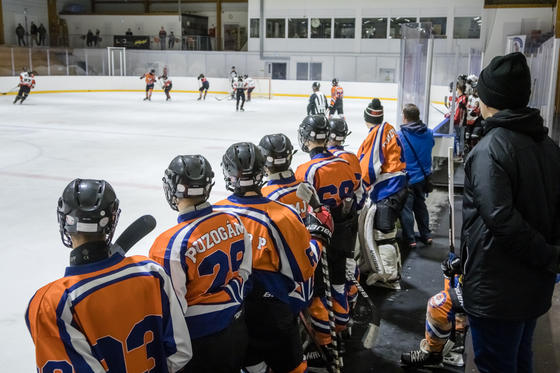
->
[441,253,462,277]
[304,206,333,245]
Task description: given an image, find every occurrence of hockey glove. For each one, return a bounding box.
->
[441,253,462,277]
[304,206,333,246]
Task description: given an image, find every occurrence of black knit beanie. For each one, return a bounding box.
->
[477,52,531,110]
[364,98,384,124]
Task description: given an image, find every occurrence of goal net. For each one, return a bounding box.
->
[250,77,272,99]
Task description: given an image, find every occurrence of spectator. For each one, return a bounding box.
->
[159,26,167,50]
[397,103,434,249]
[168,31,175,49]
[125,28,133,36]
[38,23,47,46]
[16,24,25,46]
[208,24,216,37]
[94,29,100,47]
[461,52,560,373]
[30,22,38,46]
[86,29,93,47]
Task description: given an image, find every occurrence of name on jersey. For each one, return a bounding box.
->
[185,221,244,263]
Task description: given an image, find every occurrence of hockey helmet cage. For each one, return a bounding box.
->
[312,82,320,90]
[328,118,351,142]
[163,155,215,210]
[332,78,339,86]
[222,142,265,194]
[57,179,121,248]
[298,115,329,152]
[259,134,296,173]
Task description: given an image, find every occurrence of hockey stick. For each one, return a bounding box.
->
[345,270,380,349]
[1,86,19,95]
[431,103,447,115]
[296,183,342,373]
[109,214,157,255]
[448,147,455,254]
[298,311,331,369]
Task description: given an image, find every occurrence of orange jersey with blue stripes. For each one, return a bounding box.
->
[26,253,192,373]
[149,203,252,340]
[261,173,311,219]
[327,145,362,182]
[143,73,157,85]
[214,195,322,312]
[357,122,407,202]
[330,86,343,106]
[295,151,365,209]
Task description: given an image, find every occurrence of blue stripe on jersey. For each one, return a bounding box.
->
[266,175,296,186]
[366,129,381,187]
[227,195,269,205]
[187,302,241,340]
[216,204,304,283]
[378,125,386,166]
[252,270,313,313]
[64,252,124,277]
[266,186,296,201]
[178,205,213,223]
[370,173,407,202]
[25,293,36,335]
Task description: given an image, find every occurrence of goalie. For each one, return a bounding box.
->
[357,98,408,290]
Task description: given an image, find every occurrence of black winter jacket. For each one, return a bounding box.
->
[461,107,560,320]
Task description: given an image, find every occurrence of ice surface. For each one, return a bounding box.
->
[0,91,402,370]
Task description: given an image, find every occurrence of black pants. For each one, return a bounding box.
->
[17,36,25,46]
[14,86,30,103]
[184,310,248,373]
[374,187,409,233]
[244,292,304,372]
[236,91,245,110]
[329,99,343,115]
[164,84,172,99]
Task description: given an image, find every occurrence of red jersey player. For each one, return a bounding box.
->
[26,179,192,372]
[197,74,209,100]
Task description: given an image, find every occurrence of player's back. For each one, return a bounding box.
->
[150,206,251,339]
[295,151,359,209]
[214,195,320,312]
[261,175,309,219]
[26,253,191,373]
[328,145,362,182]
[145,73,156,84]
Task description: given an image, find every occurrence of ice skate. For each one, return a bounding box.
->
[402,339,443,369]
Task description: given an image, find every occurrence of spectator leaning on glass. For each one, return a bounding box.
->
[397,104,435,250]
[38,24,47,46]
[461,52,560,373]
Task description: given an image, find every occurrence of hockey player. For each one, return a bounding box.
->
[233,76,247,111]
[329,78,344,118]
[13,69,35,104]
[140,69,157,101]
[453,75,469,157]
[464,75,482,157]
[158,71,173,101]
[214,142,332,373]
[245,74,256,101]
[295,115,364,347]
[149,155,252,373]
[259,133,310,219]
[357,98,408,289]
[26,179,192,372]
[197,73,209,100]
[327,117,362,182]
[307,81,328,115]
[230,66,238,99]
[401,255,466,368]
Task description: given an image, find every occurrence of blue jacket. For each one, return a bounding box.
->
[398,121,434,185]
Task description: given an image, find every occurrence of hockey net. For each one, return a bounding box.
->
[249,77,272,100]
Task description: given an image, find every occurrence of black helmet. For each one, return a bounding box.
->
[150,69,155,74]
[198,73,204,79]
[222,142,265,194]
[332,78,338,86]
[57,179,120,248]
[163,155,214,211]
[259,134,296,173]
[328,118,351,142]
[298,115,329,153]
[244,74,248,79]
[312,82,320,90]
[457,74,468,93]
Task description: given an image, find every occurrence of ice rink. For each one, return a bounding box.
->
[0,91,402,370]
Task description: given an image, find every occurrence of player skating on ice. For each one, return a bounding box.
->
[140,68,157,101]
[356,98,408,290]
[401,255,467,368]
[149,155,252,373]
[13,69,35,104]
[259,133,312,219]
[329,78,344,118]
[233,76,247,111]
[158,69,173,101]
[244,74,256,101]
[307,81,328,115]
[197,74,209,100]
[294,115,364,361]
[230,66,238,99]
[25,179,192,372]
[214,142,332,373]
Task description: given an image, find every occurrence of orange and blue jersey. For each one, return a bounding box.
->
[330,86,343,106]
[149,202,252,340]
[26,253,192,373]
[214,195,322,313]
[357,122,407,202]
[261,172,311,219]
[143,73,157,85]
[295,150,365,209]
[327,145,362,183]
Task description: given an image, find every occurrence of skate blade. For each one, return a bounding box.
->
[443,352,465,367]
[361,323,379,349]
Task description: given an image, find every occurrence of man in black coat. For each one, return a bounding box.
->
[461,52,560,373]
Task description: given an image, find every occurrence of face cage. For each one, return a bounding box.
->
[58,206,120,248]
[298,127,310,153]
